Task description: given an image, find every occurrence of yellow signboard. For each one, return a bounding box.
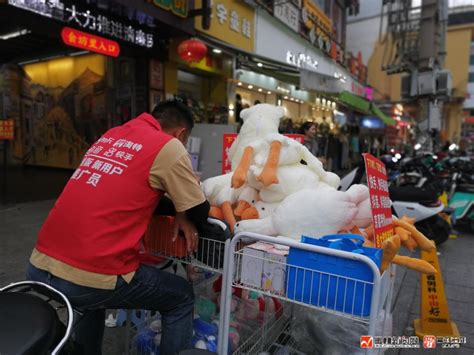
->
[195,0,255,52]
[302,0,332,38]
[414,246,460,338]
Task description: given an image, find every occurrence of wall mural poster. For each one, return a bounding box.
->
[1,54,108,169]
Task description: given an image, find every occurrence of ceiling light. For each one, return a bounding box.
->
[257,62,263,67]
[258,88,262,92]
[248,85,253,89]
[290,98,295,101]
[267,91,271,94]
[0,29,30,40]
[212,48,222,54]
[284,96,288,99]
[237,82,242,86]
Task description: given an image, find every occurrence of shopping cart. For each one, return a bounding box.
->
[125,217,232,354]
[220,232,396,355]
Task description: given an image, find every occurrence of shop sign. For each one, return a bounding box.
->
[351,81,365,97]
[274,1,300,33]
[0,119,14,140]
[301,0,332,41]
[148,0,188,18]
[365,87,374,100]
[8,0,154,48]
[363,153,393,248]
[286,51,318,70]
[222,133,305,174]
[195,0,254,52]
[61,27,120,57]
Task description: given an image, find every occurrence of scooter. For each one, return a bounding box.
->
[447,158,474,231]
[0,281,76,355]
[340,164,451,245]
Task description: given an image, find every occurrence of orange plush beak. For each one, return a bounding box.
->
[241,206,259,220]
[234,200,251,217]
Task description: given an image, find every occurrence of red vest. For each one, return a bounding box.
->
[36,113,173,275]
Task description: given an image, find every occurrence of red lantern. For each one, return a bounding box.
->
[177,39,208,63]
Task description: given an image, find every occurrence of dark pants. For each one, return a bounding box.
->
[26,263,194,355]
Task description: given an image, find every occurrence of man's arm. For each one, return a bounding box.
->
[186,200,210,225]
[149,139,209,252]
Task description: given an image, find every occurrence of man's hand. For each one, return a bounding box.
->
[172,212,199,253]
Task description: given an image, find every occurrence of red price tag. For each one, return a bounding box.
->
[363,153,393,248]
[222,133,237,174]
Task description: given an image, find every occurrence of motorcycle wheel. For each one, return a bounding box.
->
[415,215,451,246]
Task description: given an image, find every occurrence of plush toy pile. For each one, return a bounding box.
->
[202,104,436,275]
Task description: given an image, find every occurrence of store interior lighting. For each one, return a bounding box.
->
[257,62,263,67]
[284,96,288,99]
[0,29,30,40]
[248,85,253,89]
[267,91,271,94]
[237,82,242,86]
[258,88,262,92]
[212,48,222,54]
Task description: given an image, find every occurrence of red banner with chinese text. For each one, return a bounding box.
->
[61,27,120,57]
[0,119,14,140]
[222,133,305,174]
[363,153,393,248]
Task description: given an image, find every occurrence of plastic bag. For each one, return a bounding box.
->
[290,306,392,355]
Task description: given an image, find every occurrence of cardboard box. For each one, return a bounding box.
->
[262,247,288,295]
[240,242,272,288]
[240,242,288,295]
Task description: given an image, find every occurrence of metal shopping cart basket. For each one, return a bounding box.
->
[219,232,396,355]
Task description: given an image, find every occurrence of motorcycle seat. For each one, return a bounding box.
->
[457,184,474,193]
[389,186,438,204]
[0,292,64,355]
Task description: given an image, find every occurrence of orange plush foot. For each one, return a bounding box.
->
[209,206,224,220]
[392,255,437,274]
[257,141,281,187]
[221,201,237,233]
[231,146,254,188]
[381,234,401,273]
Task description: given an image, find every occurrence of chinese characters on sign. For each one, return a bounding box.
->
[222,133,305,174]
[215,2,252,38]
[8,0,154,48]
[274,2,299,33]
[61,27,120,57]
[222,133,237,174]
[0,119,14,140]
[363,153,393,248]
[73,136,143,188]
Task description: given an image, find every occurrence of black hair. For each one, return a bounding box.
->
[299,121,316,135]
[151,100,194,131]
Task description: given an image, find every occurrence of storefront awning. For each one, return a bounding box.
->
[371,105,397,126]
[337,91,396,126]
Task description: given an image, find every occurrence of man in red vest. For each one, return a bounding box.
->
[26,100,210,355]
